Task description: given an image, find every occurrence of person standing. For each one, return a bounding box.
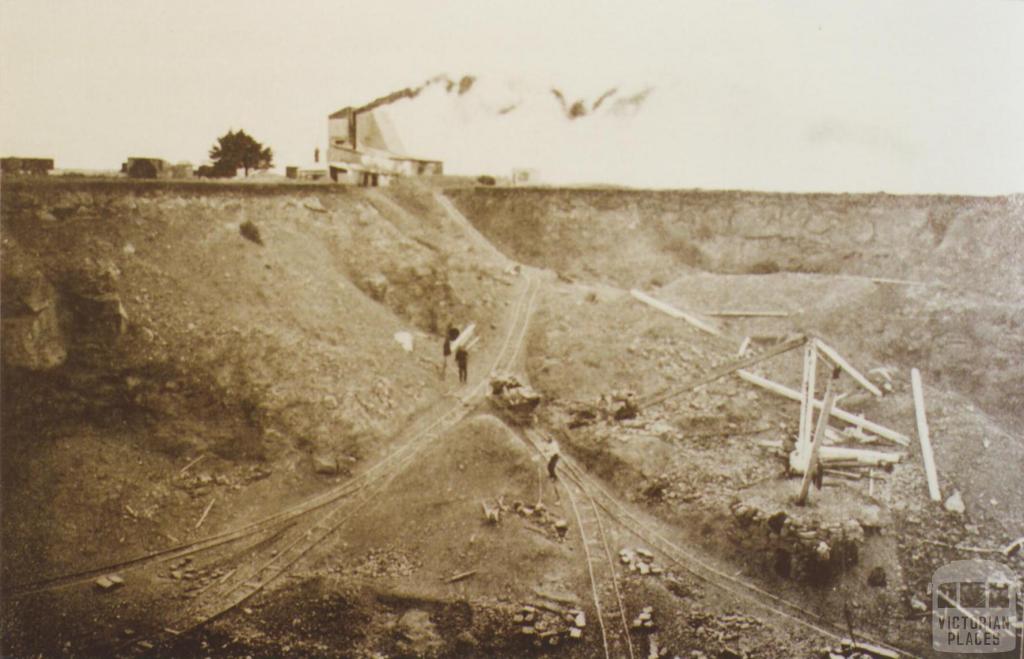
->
[442,325,458,378]
[455,345,469,383]
[544,437,560,480]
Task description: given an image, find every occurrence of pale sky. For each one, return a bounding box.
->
[2,0,1022,193]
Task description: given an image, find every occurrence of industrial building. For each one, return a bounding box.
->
[1,157,54,175]
[122,157,192,179]
[326,106,442,186]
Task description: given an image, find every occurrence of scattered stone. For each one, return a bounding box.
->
[313,454,338,475]
[574,612,586,628]
[239,220,263,245]
[569,627,583,639]
[303,197,327,213]
[944,491,965,514]
[95,575,124,590]
[910,596,928,614]
[393,331,414,352]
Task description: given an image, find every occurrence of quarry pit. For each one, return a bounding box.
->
[2,177,1022,658]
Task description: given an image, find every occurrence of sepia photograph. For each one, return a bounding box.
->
[1,1,1022,657]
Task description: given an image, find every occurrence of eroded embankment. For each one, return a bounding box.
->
[451,187,1024,429]
[0,178,511,589]
[447,187,1024,296]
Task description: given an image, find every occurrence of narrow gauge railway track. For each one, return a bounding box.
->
[113,275,541,656]
[556,447,636,659]
[552,450,918,658]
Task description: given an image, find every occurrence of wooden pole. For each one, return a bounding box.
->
[704,310,789,318]
[815,340,882,397]
[797,340,818,458]
[798,366,841,505]
[911,368,941,501]
[642,335,806,408]
[630,289,722,337]
[736,370,910,446]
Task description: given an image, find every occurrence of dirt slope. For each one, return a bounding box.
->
[0,178,511,591]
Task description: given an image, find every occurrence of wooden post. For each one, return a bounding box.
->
[798,366,842,505]
[797,340,818,458]
[911,368,941,501]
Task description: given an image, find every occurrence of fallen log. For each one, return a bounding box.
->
[630,289,722,337]
[815,340,882,397]
[911,368,941,502]
[736,370,910,446]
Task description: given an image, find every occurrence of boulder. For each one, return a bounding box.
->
[944,491,965,514]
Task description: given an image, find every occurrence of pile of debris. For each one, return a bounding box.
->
[164,556,234,594]
[729,501,868,581]
[489,374,541,425]
[568,389,640,428]
[685,610,765,654]
[631,605,656,630]
[482,497,569,540]
[339,547,419,579]
[619,547,665,576]
[514,603,586,648]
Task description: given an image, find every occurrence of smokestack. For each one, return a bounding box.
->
[348,111,357,149]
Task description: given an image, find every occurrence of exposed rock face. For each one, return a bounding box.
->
[396,609,443,656]
[729,500,869,582]
[1,252,67,370]
[451,188,1023,286]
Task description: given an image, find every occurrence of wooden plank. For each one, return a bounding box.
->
[449,323,476,351]
[178,454,205,476]
[630,289,722,337]
[704,310,789,318]
[642,335,806,408]
[195,498,215,530]
[797,341,818,457]
[737,369,910,446]
[911,368,941,501]
[445,569,477,583]
[816,340,882,397]
[790,446,902,472]
[736,336,751,357]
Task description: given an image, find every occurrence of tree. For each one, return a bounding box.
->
[208,129,273,177]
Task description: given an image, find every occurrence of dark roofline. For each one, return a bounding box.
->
[328,106,355,119]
